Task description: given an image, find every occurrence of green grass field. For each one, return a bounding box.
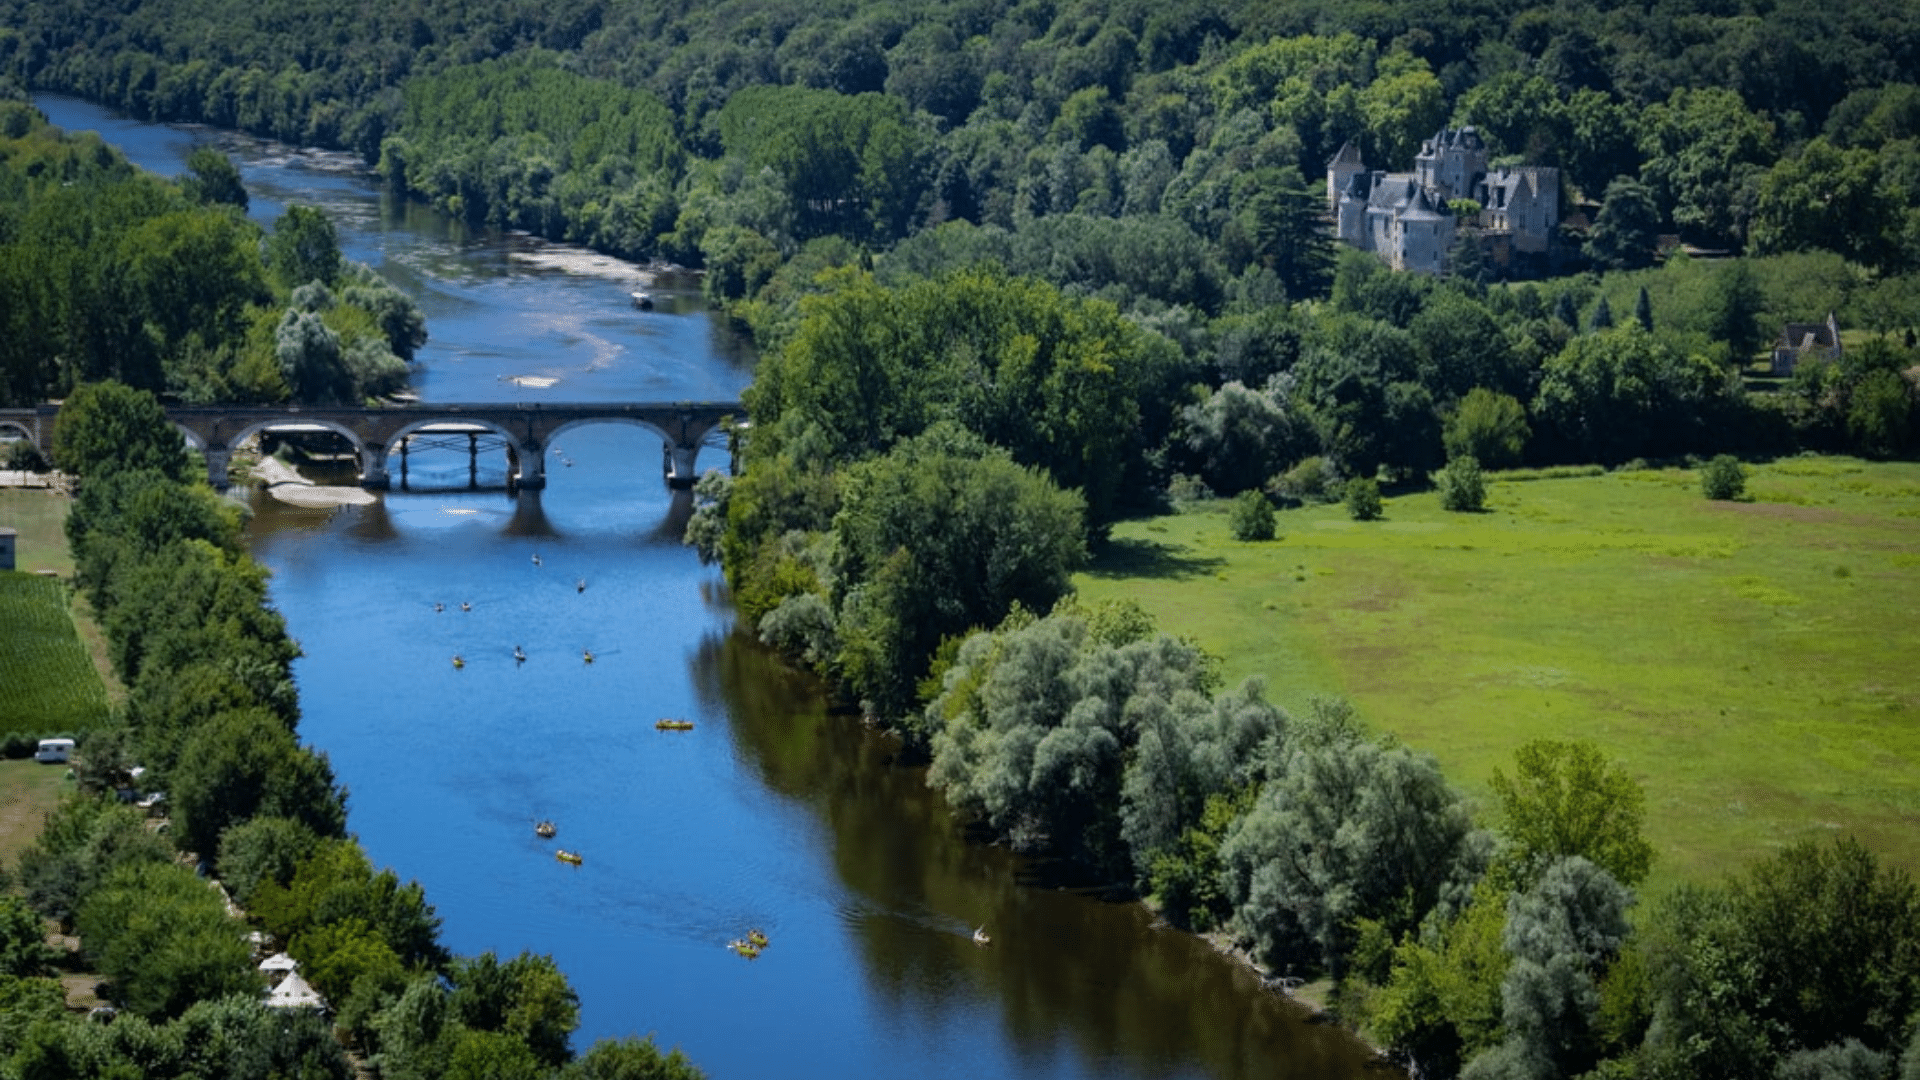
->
[0,488,76,576]
[0,571,110,737]
[1077,457,1920,891]
[0,759,73,870]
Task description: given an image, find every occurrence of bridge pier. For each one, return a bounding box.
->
[513,440,547,491]
[359,445,391,490]
[665,442,701,489]
[203,447,232,491]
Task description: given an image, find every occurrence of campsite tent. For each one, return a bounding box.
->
[265,970,325,1011]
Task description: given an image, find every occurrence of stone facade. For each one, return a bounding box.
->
[1329,127,1560,275]
[1771,312,1842,376]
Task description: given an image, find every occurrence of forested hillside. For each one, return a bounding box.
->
[5,0,1918,275]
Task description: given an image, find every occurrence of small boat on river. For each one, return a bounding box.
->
[631,290,654,310]
[534,819,556,839]
[452,655,465,669]
[556,849,583,866]
[729,939,761,959]
[747,928,769,949]
[656,718,694,731]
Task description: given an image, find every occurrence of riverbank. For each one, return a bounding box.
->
[251,455,376,507]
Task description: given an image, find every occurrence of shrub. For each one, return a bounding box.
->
[4,440,48,472]
[1442,389,1529,468]
[1228,490,1277,540]
[1437,455,1486,512]
[1345,478,1383,521]
[1167,473,1215,507]
[1701,454,1746,500]
[1268,456,1341,505]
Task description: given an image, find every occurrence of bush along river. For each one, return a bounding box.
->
[34,94,1380,1080]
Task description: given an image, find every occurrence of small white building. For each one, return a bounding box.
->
[265,969,325,1011]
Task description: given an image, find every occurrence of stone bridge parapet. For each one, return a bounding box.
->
[0,401,742,491]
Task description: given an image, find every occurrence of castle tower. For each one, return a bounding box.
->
[1327,141,1365,213]
[1416,127,1487,202]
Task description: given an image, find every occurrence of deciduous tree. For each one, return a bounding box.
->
[1489,740,1654,887]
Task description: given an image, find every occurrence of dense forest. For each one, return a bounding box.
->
[5,1,1920,1077]
[5,0,1920,276]
[0,100,425,410]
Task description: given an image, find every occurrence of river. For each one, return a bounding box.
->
[33,94,1379,1080]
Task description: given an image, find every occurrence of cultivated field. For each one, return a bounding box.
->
[0,571,110,737]
[1077,457,1920,890]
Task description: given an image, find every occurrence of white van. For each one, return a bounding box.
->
[34,738,74,764]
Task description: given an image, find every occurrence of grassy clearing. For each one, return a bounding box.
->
[0,759,72,871]
[0,572,111,737]
[1077,457,1920,892]
[0,488,75,576]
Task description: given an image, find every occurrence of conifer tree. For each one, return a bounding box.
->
[1589,296,1614,332]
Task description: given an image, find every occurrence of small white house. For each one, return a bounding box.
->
[34,738,74,764]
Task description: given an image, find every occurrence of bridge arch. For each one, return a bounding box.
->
[542,415,732,489]
[219,417,375,485]
[0,419,35,443]
[379,417,528,490]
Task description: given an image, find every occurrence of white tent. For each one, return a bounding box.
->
[258,952,298,974]
[264,970,325,1011]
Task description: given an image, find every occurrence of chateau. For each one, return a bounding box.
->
[1328,127,1560,276]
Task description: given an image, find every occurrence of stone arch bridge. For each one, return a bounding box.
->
[0,401,742,491]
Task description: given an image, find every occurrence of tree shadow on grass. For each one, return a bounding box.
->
[1084,537,1226,581]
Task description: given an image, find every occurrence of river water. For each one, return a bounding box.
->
[34,95,1378,1080]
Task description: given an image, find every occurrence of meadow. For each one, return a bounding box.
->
[0,488,73,576]
[1076,456,1920,891]
[0,571,110,737]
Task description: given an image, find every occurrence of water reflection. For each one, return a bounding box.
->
[697,634,1383,1080]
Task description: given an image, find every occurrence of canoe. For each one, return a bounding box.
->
[655,719,695,731]
[556,849,583,865]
